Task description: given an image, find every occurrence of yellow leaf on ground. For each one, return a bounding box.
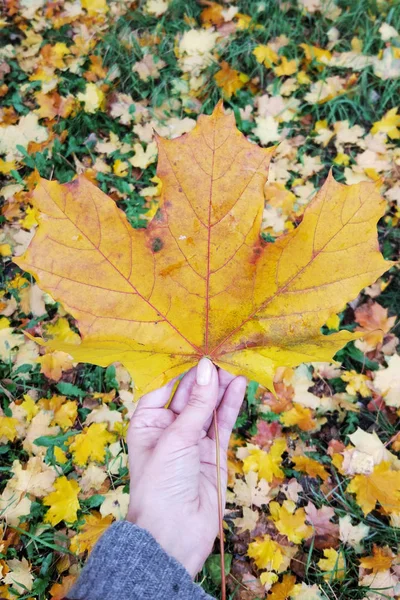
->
[247,535,284,571]
[49,575,76,600]
[0,417,19,442]
[268,574,296,599]
[70,511,113,555]
[38,350,74,381]
[274,57,297,76]
[318,548,345,580]
[81,0,108,15]
[43,476,80,525]
[214,62,249,98]
[371,107,400,139]
[14,104,392,396]
[292,456,330,481]
[280,404,317,431]
[253,45,279,67]
[39,396,77,429]
[269,501,313,544]
[360,545,393,573]
[347,461,400,515]
[68,423,116,466]
[77,83,105,113]
[242,439,286,482]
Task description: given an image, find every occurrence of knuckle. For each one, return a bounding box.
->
[188,389,207,410]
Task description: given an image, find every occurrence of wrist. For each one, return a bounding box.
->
[127,511,206,578]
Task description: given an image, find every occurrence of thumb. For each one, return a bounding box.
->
[172,358,219,442]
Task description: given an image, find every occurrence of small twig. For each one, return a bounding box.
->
[213,408,226,600]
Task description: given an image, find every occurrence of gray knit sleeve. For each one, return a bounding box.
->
[67,521,215,600]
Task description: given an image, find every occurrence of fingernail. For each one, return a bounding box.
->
[196,357,212,386]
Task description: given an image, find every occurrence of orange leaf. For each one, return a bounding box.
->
[15,103,392,396]
[268,574,296,599]
[292,456,329,481]
[347,461,400,515]
[70,511,113,555]
[49,575,77,600]
[214,62,249,98]
[359,544,393,573]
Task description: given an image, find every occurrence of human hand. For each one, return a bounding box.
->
[126,358,247,578]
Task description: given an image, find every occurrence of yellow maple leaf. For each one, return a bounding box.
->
[318,548,345,580]
[253,44,279,68]
[268,574,296,599]
[291,456,329,481]
[20,394,39,422]
[371,107,400,139]
[347,461,400,515]
[342,370,371,397]
[39,396,77,429]
[0,417,19,442]
[70,511,113,555]
[49,575,76,600]
[270,501,313,544]
[38,350,74,382]
[247,534,284,571]
[359,545,393,573]
[300,43,332,64]
[43,476,80,525]
[274,56,297,77]
[77,83,105,113]
[14,104,392,397]
[54,447,68,464]
[214,62,249,98]
[68,423,116,466]
[0,158,16,174]
[81,0,108,16]
[280,404,317,431]
[242,439,286,482]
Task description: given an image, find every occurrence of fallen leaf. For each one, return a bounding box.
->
[339,515,369,552]
[247,535,284,571]
[292,456,329,481]
[232,471,272,507]
[348,428,398,467]
[373,355,400,407]
[77,83,105,113]
[43,476,80,525]
[360,545,393,573]
[371,107,400,139]
[38,350,74,381]
[15,104,392,396]
[318,548,345,580]
[132,54,166,81]
[242,439,286,482]
[268,574,296,599]
[214,61,249,98]
[347,461,400,515]
[305,502,339,538]
[49,575,76,600]
[233,506,259,534]
[269,501,313,544]
[69,511,113,554]
[4,558,33,594]
[68,423,116,466]
[99,486,129,520]
[0,113,48,161]
[0,416,19,442]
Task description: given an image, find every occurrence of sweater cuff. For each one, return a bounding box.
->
[67,520,214,600]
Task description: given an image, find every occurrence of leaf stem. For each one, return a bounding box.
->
[213,408,226,600]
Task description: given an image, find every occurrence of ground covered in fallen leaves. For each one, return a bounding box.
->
[0,0,400,599]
